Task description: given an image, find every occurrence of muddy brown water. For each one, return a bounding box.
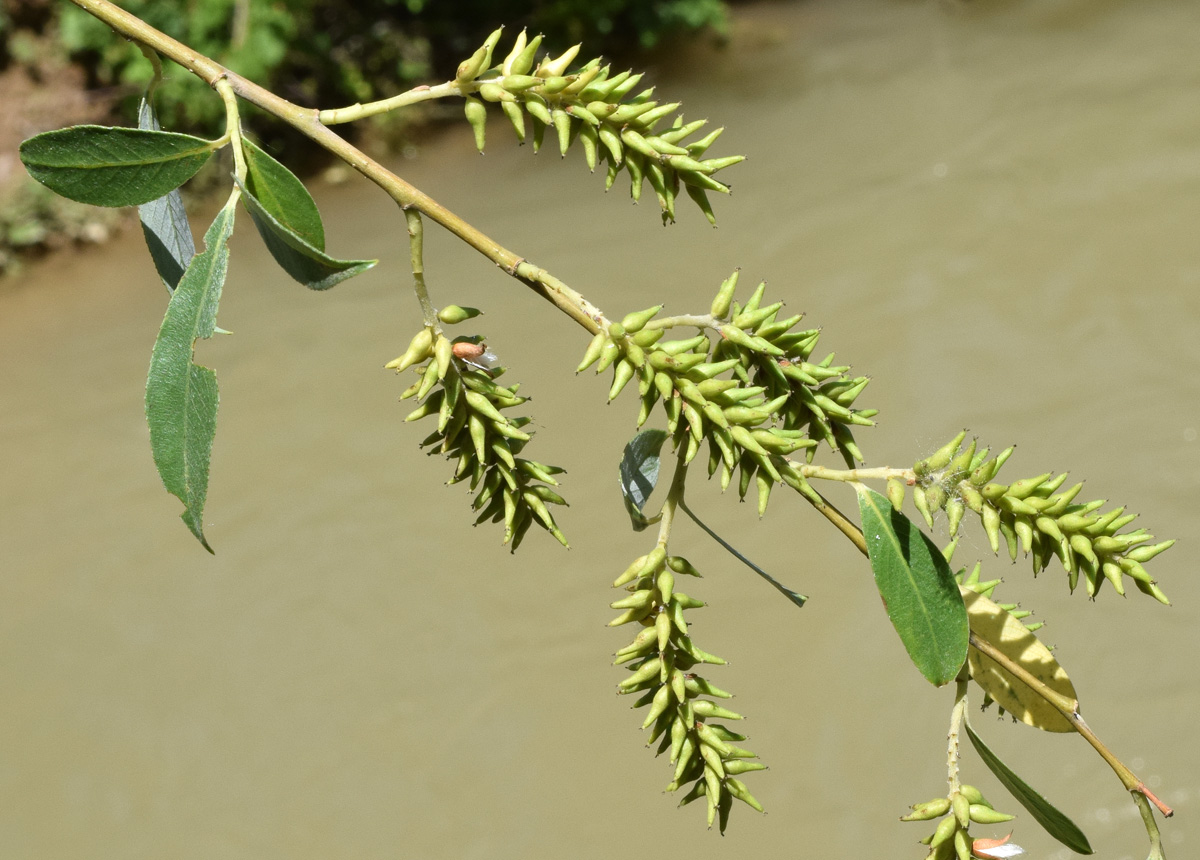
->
[2,2,1198,857]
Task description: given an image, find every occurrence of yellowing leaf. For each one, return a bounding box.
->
[962,587,1078,732]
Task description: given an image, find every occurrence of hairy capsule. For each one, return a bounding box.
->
[915,430,967,477]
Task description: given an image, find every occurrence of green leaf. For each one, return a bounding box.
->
[145,199,236,552]
[137,100,195,292]
[19,124,216,208]
[965,721,1094,854]
[242,137,324,249]
[856,485,968,686]
[619,428,668,530]
[238,179,376,290]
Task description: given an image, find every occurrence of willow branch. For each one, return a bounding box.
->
[805,481,1173,820]
[68,0,607,337]
[968,631,1172,817]
[1134,792,1168,860]
[798,485,868,554]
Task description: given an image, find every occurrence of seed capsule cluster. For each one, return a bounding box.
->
[388,325,569,550]
[579,271,876,516]
[611,549,766,833]
[894,432,1174,602]
[455,28,745,224]
[902,785,1016,860]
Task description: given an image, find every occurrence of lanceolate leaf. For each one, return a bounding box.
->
[856,485,968,686]
[19,125,217,208]
[619,428,668,530]
[962,587,1078,733]
[146,199,236,552]
[965,721,1094,854]
[137,100,196,292]
[238,179,376,290]
[242,137,325,249]
[680,501,807,608]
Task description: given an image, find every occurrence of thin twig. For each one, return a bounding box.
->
[968,631,1173,818]
[800,465,914,484]
[655,443,690,549]
[68,0,608,336]
[403,209,437,327]
[797,482,1173,822]
[319,81,465,125]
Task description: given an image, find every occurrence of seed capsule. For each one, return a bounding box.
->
[946,438,977,483]
[902,797,952,821]
[1006,473,1052,500]
[608,359,636,401]
[725,778,764,813]
[455,27,503,84]
[1126,540,1175,563]
[618,657,663,690]
[915,430,967,477]
[692,700,743,721]
[621,305,663,333]
[968,804,1015,824]
[958,785,986,806]
[954,828,972,860]
[386,328,434,372]
[724,758,766,776]
[667,556,702,577]
[952,792,971,828]
[913,486,935,529]
[641,684,674,728]
[437,305,482,325]
[929,814,958,848]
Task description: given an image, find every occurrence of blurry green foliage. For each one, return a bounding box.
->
[41,0,727,140]
[1,0,725,271]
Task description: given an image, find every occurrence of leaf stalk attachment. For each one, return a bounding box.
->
[403,208,437,328]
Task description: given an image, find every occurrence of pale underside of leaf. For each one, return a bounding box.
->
[857,485,968,687]
[618,428,805,604]
[619,428,668,531]
[19,125,216,208]
[962,587,1078,732]
[137,100,196,292]
[238,180,376,290]
[146,200,235,552]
